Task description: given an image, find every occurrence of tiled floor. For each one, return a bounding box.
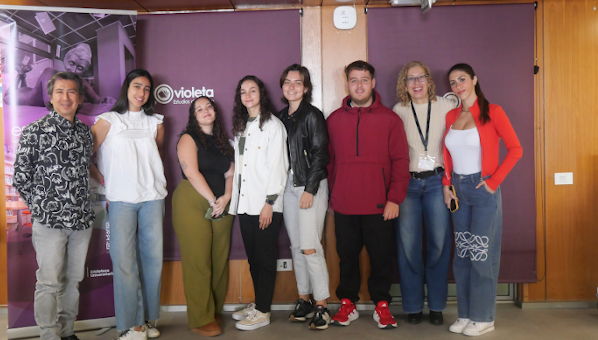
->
[2,304,598,340]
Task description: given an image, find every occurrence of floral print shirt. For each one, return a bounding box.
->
[13,111,95,230]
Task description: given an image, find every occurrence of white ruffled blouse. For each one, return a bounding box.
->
[95,110,167,203]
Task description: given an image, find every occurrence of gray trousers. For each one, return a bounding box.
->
[32,221,93,340]
[283,175,330,301]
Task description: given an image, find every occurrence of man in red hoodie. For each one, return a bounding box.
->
[327,60,410,329]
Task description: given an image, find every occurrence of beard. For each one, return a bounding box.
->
[350,94,373,107]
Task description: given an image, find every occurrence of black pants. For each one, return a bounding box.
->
[239,213,283,313]
[334,212,394,304]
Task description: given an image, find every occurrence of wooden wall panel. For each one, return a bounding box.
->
[160,259,244,305]
[321,5,368,116]
[524,0,547,302]
[0,0,46,5]
[321,6,372,303]
[302,6,323,111]
[224,260,241,303]
[160,261,186,305]
[529,0,598,301]
[32,0,144,10]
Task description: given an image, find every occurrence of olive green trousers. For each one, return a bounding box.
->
[172,179,233,328]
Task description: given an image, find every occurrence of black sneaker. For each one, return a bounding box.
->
[407,312,423,324]
[429,311,443,326]
[309,305,331,330]
[61,336,80,340]
[289,298,314,322]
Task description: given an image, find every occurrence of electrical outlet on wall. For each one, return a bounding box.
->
[277,259,292,271]
[554,172,573,185]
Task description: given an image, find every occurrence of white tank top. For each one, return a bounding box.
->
[445,126,482,175]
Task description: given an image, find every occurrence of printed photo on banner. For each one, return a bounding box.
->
[0,8,137,333]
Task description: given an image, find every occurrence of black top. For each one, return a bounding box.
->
[279,109,296,134]
[13,111,95,230]
[181,132,230,197]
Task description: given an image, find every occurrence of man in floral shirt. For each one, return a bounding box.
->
[13,72,95,340]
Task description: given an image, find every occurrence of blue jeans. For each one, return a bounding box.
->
[109,199,164,331]
[451,172,502,322]
[394,172,451,313]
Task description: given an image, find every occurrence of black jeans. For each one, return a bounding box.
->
[239,213,283,313]
[334,212,394,304]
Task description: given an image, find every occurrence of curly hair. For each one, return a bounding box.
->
[180,96,234,160]
[232,75,276,136]
[396,61,437,106]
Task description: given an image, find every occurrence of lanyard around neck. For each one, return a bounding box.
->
[410,100,432,152]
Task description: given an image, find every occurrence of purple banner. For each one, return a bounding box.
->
[1,8,137,329]
[367,4,536,282]
[136,10,301,261]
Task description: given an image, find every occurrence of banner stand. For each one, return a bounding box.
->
[1,5,137,335]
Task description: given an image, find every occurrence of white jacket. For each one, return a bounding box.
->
[229,115,289,215]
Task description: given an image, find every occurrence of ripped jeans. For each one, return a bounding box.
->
[451,172,502,322]
[283,174,330,301]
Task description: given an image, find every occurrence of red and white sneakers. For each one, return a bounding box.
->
[331,299,360,326]
[373,301,397,329]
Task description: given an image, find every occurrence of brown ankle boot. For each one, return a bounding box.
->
[215,314,221,325]
[191,322,221,337]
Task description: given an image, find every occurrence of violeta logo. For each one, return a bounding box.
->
[154,84,215,105]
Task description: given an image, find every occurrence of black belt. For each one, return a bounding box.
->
[410,167,444,179]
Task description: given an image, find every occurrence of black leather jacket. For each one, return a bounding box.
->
[278,100,329,195]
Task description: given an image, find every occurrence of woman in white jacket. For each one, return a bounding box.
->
[229,75,288,331]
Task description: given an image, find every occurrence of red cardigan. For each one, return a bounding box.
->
[442,100,522,191]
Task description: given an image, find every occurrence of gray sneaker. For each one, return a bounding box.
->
[233,303,256,321]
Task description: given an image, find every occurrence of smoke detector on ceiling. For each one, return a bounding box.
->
[389,0,435,6]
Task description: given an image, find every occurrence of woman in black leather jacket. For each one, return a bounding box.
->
[277,64,331,330]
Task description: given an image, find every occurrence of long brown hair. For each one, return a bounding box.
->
[449,63,490,125]
[180,96,233,160]
[232,75,276,136]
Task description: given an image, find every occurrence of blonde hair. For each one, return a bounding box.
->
[396,61,437,106]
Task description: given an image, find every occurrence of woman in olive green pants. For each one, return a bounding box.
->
[173,96,235,337]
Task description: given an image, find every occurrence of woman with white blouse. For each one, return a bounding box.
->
[91,69,166,340]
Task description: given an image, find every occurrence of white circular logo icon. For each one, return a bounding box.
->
[443,92,461,108]
[155,84,174,104]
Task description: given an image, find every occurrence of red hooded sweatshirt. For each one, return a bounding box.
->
[327,90,410,215]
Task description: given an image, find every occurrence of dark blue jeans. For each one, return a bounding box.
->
[451,172,502,322]
[394,172,451,313]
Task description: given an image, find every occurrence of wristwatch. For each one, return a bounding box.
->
[265,198,275,205]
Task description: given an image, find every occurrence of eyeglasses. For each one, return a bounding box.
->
[405,74,429,85]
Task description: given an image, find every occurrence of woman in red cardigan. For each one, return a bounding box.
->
[442,63,522,337]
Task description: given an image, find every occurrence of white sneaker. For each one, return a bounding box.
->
[116,327,148,340]
[463,321,495,336]
[233,303,256,321]
[235,309,271,331]
[449,318,471,334]
[145,321,160,338]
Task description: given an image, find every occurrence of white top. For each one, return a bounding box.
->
[393,96,456,172]
[229,115,289,215]
[95,110,167,203]
[444,126,482,175]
